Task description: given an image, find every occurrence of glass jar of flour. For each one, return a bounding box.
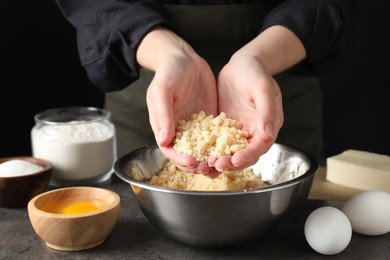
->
[31,107,116,187]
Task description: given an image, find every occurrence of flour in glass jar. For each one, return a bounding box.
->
[31,121,115,184]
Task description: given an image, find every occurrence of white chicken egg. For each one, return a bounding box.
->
[342,190,390,236]
[304,206,352,255]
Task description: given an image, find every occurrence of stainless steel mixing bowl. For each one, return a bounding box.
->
[114,143,317,247]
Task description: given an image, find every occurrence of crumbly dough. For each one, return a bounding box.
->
[148,161,267,191]
[173,111,249,162]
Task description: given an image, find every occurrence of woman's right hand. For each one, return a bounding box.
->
[136,27,218,174]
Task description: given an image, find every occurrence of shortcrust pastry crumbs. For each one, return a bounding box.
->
[173,111,249,162]
[148,161,267,191]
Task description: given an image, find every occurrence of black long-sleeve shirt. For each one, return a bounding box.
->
[55,0,357,92]
[54,0,390,156]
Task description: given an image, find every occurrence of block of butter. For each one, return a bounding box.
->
[326,149,390,192]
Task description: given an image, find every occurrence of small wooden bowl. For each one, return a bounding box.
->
[0,156,52,207]
[27,186,120,251]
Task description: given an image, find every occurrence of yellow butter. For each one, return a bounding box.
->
[326,150,390,192]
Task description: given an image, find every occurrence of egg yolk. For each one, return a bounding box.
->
[42,198,108,214]
[60,202,100,214]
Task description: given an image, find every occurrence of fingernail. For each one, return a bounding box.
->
[208,155,215,167]
[159,128,166,142]
[265,123,274,138]
[233,161,245,168]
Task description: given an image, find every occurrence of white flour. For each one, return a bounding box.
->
[31,121,115,182]
[0,159,43,177]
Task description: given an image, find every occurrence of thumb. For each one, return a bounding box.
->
[146,81,176,147]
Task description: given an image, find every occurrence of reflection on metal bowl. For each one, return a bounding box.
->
[114,143,317,247]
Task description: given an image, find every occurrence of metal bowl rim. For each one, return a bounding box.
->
[114,143,318,196]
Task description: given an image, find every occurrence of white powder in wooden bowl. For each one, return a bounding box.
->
[148,161,267,191]
[173,111,249,162]
[0,159,43,177]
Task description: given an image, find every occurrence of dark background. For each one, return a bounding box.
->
[0,0,104,158]
[320,0,389,157]
[0,0,388,160]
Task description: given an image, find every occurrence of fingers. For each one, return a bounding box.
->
[146,75,176,147]
[174,161,221,179]
[248,78,283,158]
[213,132,274,172]
[229,81,283,171]
[159,145,216,175]
[215,58,283,172]
[213,156,233,171]
[203,168,221,179]
[159,146,198,170]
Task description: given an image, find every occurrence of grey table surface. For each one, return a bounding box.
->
[1,174,389,260]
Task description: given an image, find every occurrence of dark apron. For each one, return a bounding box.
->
[105,3,323,160]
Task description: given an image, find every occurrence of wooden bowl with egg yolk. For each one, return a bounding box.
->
[27,186,120,251]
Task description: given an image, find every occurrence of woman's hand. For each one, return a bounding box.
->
[212,25,306,171]
[136,27,218,174]
[214,53,284,171]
